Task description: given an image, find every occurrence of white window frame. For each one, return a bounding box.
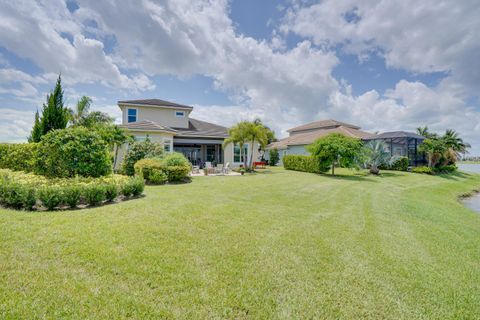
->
[127,107,138,123]
[233,143,249,164]
[175,110,185,117]
[163,139,171,152]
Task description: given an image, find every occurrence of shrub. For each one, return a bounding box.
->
[134,158,163,181]
[35,127,111,178]
[268,148,280,166]
[0,169,143,211]
[434,164,457,174]
[122,140,164,176]
[389,156,409,171]
[84,184,106,206]
[38,186,63,210]
[412,166,433,175]
[104,183,119,202]
[63,186,82,208]
[162,152,191,167]
[0,143,39,172]
[283,155,329,174]
[122,176,144,197]
[161,153,191,182]
[149,169,168,184]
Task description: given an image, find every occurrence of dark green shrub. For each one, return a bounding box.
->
[434,164,457,174]
[0,180,36,210]
[38,186,63,210]
[0,143,39,172]
[104,183,118,202]
[283,155,329,174]
[161,152,191,181]
[149,169,168,184]
[162,152,190,167]
[63,186,82,208]
[389,156,409,171]
[84,184,106,206]
[412,166,433,174]
[35,127,111,178]
[268,148,280,166]
[122,140,164,176]
[131,177,145,196]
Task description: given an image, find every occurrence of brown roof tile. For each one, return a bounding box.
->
[287,119,360,133]
[118,99,193,110]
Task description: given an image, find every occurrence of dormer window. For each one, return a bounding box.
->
[175,111,185,117]
[127,108,137,123]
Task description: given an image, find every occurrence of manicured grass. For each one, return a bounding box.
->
[1,168,480,319]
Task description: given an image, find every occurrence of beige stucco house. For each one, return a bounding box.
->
[114,99,260,169]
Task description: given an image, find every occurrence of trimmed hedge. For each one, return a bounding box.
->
[0,169,144,211]
[412,166,433,174]
[0,143,38,172]
[35,127,111,178]
[283,155,329,174]
[134,153,191,184]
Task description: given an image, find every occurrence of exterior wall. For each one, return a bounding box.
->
[223,141,261,167]
[119,104,191,128]
[276,145,309,165]
[113,131,175,171]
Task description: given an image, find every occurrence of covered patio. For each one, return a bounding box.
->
[364,131,426,166]
[173,137,224,167]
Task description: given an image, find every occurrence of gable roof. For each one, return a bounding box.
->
[365,131,425,140]
[268,126,372,149]
[118,98,193,110]
[118,120,177,133]
[172,118,229,138]
[287,119,360,133]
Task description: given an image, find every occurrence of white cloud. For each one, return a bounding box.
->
[0,108,35,142]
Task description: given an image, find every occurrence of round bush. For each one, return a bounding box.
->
[38,186,63,210]
[63,185,82,208]
[161,153,191,182]
[104,183,119,202]
[149,169,168,184]
[84,184,106,206]
[134,158,163,181]
[35,127,111,178]
[122,140,164,176]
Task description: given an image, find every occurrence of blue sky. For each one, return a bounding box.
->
[0,0,479,153]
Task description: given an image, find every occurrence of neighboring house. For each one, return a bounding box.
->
[364,131,426,166]
[114,99,260,169]
[267,119,371,164]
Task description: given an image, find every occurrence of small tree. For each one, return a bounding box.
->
[28,110,42,143]
[361,140,391,175]
[307,133,362,175]
[223,121,249,168]
[268,148,280,166]
[40,74,69,136]
[122,138,165,176]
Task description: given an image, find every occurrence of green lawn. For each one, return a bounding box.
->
[1,168,480,319]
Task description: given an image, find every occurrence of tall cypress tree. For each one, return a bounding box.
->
[28,109,43,143]
[40,74,69,136]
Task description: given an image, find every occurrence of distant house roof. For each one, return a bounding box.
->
[287,119,361,133]
[364,131,426,140]
[119,120,177,133]
[120,118,228,138]
[117,98,193,110]
[268,125,372,149]
[172,118,229,138]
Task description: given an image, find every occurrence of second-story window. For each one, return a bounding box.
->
[127,108,137,123]
[175,111,185,117]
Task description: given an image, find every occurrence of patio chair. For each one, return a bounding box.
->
[223,162,230,174]
[215,164,224,174]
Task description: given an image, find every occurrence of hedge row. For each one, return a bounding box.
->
[412,164,457,175]
[0,169,144,211]
[283,155,329,174]
[134,153,192,184]
[0,143,38,172]
[0,127,111,178]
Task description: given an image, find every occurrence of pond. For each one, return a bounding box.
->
[457,163,480,174]
[463,193,480,213]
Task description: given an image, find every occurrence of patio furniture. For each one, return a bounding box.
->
[215,164,224,174]
[223,162,230,174]
[205,162,215,174]
[192,165,200,174]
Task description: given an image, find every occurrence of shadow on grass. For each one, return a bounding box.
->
[436,171,472,181]
[320,173,378,182]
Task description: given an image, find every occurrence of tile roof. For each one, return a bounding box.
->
[172,118,229,138]
[118,120,177,133]
[268,126,372,149]
[118,98,193,110]
[287,119,360,133]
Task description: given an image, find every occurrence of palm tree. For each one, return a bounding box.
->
[246,119,270,169]
[223,121,249,168]
[416,126,437,139]
[70,96,92,126]
[442,129,470,156]
[363,140,391,174]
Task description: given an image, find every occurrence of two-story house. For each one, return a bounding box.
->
[114,99,260,170]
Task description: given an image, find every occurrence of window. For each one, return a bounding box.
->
[127,108,137,123]
[164,139,171,152]
[233,143,248,163]
[175,111,185,117]
[134,135,146,142]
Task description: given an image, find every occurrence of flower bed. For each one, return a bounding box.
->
[0,169,144,211]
